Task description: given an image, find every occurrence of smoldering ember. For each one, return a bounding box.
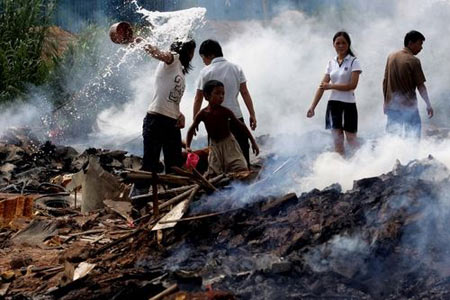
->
[3,1,450,300]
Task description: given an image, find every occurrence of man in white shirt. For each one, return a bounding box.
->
[193,39,257,166]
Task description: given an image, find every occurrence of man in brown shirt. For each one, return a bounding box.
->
[383,30,433,139]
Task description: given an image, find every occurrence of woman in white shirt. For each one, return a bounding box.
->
[110,23,196,173]
[140,39,196,173]
[307,31,362,156]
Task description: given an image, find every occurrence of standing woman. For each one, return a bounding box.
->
[110,23,196,173]
[140,39,196,173]
[307,31,362,156]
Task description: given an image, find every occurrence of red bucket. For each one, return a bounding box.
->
[186,152,200,169]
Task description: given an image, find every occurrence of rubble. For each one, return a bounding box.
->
[1,129,450,299]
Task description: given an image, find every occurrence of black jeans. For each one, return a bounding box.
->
[229,117,250,166]
[142,113,182,174]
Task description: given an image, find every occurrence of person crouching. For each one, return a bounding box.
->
[186,80,259,176]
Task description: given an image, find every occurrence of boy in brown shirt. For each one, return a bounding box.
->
[383,30,433,139]
[186,80,259,176]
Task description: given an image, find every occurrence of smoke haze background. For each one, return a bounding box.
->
[103,0,450,195]
[1,0,450,194]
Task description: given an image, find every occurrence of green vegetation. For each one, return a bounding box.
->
[46,24,106,107]
[43,23,135,140]
[0,0,55,103]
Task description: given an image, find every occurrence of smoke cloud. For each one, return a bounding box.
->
[2,0,450,195]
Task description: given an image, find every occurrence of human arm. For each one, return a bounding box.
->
[239,82,257,130]
[382,59,388,100]
[320,71,361,91]
[193,89,204,118]
[185,111,203,151]
[307,74,330,118]
[418,83,433,118]
[131,38,174,64]
[383,78,388,114]
[229,111,259,156]
[175,113,185,128]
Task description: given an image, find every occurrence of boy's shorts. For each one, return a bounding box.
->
[325,100,358,133]
[207,134,248,176]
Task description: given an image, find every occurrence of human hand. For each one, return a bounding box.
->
[192,125,198,136]
[129,37,143,47]
[307,108,315,118]
[427,106,434,118]
[319,82,331,90]
[252,142,260,156]
[249,115,257,130]
[175,113,185,128]
[186,147,192,153]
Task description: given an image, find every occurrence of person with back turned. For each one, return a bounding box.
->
[383,30,433,139]
[193,39,257,167]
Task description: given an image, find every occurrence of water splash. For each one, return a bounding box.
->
[132,2,206,46]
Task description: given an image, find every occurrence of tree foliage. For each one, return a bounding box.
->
[0,0,54,103]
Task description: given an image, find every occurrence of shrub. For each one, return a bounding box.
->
[0,0,55,103]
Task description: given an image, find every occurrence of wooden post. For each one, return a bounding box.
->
[149,283,178,300]
[152,171,159,216]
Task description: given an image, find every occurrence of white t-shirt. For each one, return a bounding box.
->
[196,57,246,118]
[325,54,362,103]
[147,53,185,119]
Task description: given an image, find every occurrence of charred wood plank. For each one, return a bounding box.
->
[149,283,178,300]
[90,228,142,257]
[159,186,199,211]
[261,193,298,215]
[152,186,200,231]
[192,168,217,192]
[171,167,217,193]
[131,184,196,203]
[122,169,192,186]
[152,171,159,216]
[158,209,238,224]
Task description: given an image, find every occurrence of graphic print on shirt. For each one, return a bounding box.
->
[168,75,185,103]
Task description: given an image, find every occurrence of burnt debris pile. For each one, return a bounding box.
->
[0,128,141,192]
[1,130,450,299]
[141,155,450,299]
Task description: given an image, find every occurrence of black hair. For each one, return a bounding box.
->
[203,80,224,100]
[333,31,356,57]
[404,30,425,47]
[199,39,223,58]
[170,39,196,74]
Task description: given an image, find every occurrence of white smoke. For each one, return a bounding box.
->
[0,95,52,140]
[3,1,450,195]
[92,0,450,207]
[305,233,369,276]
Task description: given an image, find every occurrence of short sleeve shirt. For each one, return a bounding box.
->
[147,53,184,119]
[326,54,362,103]
[196,57,246,118]
[383,48,426,108]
